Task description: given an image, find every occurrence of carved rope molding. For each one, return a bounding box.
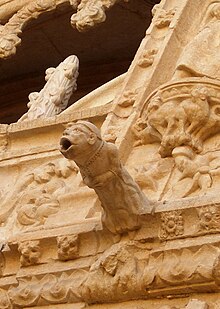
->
[0,0,127,59]
[0,243,220,307]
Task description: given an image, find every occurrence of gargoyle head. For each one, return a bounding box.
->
[59,121,102,161]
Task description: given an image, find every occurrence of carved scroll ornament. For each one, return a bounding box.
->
[60,120,151,234]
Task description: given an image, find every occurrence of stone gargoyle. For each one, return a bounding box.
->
[59,121,151,234]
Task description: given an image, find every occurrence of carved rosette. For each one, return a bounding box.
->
[197,204,220,232]
[159,210,184,239]
[134,78,220,157]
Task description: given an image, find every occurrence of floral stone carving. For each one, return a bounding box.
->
[154,8,176,29]
[18,240,41,266]
[18,55,79,122]
[57,234,79,261]
[71,0,128,32]
[60,120,151,234]
[197,204,220,232]
[133,78,220,157]
[138,49,158,68]
[159,210,184,239]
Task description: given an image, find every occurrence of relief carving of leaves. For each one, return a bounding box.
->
[41,273,69,303]
[193,245,219,280]
[142,253,163,286]
[9,277,41,306]
[157,249,195,285]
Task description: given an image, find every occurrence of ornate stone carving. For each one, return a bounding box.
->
[197,204,220,232]
[57,234,79,261]
[9,276,43,307]
[71,0,127,32]
[0,0,75,59]
[134,158,173,193]
[159,210,184,240]
[169,146,219,199]
[0,0,129,59]
[18,55,79,122]
[118,90,138,108]
[0,242,217,306]
[154,8,176,29]
[81,243,220,303]
[138,49,158,68]
[0,158,78,226]
[103,125,118,143]
[18,240,41,266]
[60,121,151,233]
[17,192,60,227]
[8,270,86,306]
[134,79,220,157]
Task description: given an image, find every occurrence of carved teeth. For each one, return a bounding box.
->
[60,137,72,151]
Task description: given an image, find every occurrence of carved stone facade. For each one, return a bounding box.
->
[1,0,220,308]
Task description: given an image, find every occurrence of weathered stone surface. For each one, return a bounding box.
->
[1,0,220,308]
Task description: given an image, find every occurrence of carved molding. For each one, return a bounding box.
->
[0,243,218,306]
[0,158,78,226]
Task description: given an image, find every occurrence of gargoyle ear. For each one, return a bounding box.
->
[88,133,97,145]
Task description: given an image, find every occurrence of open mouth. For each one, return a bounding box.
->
[60,137,72,151]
